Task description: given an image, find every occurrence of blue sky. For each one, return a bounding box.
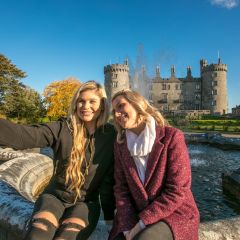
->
[0,0,239,111]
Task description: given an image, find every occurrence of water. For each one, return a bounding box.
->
[188,144,240,222]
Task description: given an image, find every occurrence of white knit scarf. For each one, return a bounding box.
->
[126,116,156,183]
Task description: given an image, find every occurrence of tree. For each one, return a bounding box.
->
[4,84,45,121]
[43,77,81,119]
[21,87,46,121]
[0,54,26,108]
[0,54,46,122]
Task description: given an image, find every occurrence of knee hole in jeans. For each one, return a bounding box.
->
[59,220,84,233]
[30,215,58,233]
[32,222,48,231]
[32,211,59,228]
[61,217,86,228]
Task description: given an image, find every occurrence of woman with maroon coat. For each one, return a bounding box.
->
[109,89,200,240]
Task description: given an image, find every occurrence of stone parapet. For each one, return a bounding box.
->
[184,132,240,150]
[201,63,227,73]
[104,64,129,73]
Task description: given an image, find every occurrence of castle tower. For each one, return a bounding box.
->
[201,58,227,114]
[104,59,130,102]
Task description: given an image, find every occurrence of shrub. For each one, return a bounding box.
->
[223,125,229,131]
[172,118,190,126]
[234,127,240,132]
[209,125,215,131]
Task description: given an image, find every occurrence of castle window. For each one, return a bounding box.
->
[162,84,166,90]
[213,89,217,95]
[195,93,201,100]
[213,72,218,77]
[179,94,184,103]
[164,105,168,111]
[212,81,217,86]
[112,73,118,78]
[158,93,167,103]
[175,84,178,90]
[195,104,200,110]
[168,85,170,90]
[212,100,216,106]
[112,82,118,88]
[195,84,200,90]
[162,93,168,100]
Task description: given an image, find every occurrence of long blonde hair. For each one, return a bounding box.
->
[66,81,109,201]
[112,89,169,143]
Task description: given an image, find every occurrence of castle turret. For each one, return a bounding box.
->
[156,65,160,78]
[187,66,192,78]
[201,59,227,114]
[218,57,222,65]
[171,65,175,77]
[104,59,130,103]
[200,59,208,77]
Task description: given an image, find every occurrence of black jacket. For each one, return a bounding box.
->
[0,118,116,220]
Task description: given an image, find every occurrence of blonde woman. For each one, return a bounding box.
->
[109,90,199,240]
[0,81,116,240]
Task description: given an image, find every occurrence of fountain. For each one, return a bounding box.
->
[130,65,151,101]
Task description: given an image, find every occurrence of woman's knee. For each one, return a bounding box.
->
[53,217,85,240]
[133,221,173,240]
[61,217,86,229]
[24,211,58,240]
[33,211,59,228]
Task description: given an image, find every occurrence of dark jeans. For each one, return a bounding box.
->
[115,221,173,240]
[25,193,100,240]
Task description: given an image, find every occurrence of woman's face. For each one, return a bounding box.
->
[112,95,139,130]
[77,89,102,125]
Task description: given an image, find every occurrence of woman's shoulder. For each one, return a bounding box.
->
[156,125,184,140]
[101,122,116,134]
[160,126,186,147]
[164,125,183,135]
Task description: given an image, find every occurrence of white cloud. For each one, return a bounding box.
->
[210,0,239,9]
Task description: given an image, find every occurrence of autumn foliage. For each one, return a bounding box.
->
[43,77,81,118]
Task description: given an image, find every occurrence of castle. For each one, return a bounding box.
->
[104,58,228,115]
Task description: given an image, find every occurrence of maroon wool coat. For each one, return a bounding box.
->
[109,126,200,240]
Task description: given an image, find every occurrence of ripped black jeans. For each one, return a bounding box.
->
[24,193,100,240]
